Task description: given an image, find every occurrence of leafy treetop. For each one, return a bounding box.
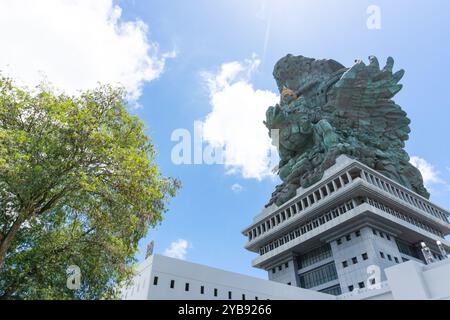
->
[0,77,179,299]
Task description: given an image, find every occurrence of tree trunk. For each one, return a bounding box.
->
[0,215,25,270]
[0,281,18,300]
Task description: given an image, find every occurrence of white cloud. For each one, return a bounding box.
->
[410,156,445,187]
[200,56,279,180]
[231,183,244,193]
[0,0,174,102]
[163,239,190,260]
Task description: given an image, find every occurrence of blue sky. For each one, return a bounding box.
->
[1,0,450,279]
[125,0,450,278]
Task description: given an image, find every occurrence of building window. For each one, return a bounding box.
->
[278,265,282,271]
[362,253,368,260]
[285,262,289,268]
[394,257,399,263]
[297,243,332,269]
[272,268,276,274]
[380,252,385,259]
[337,238,342,245]
[328,182,335,192]
[170,280,175,289]
[200,286,204,294]
[299,262,338,289]
[228,291,232,299]
[355,230,361,237]
[352,257,358,264]
[370,279,376,285]
[379,232,384,238]
[387,254,392,261]
[348,285,354,292]
[320,285,342,296]
[386,234,391,241]
[342,261,348,268]
[214,288,218,297]
[346,234,351,241]
[358,282,365,289]
[185,283,189,292]
[153,276,158,286]
[396,239,420,259]
[303,198,309,208]
[372,229,377,235]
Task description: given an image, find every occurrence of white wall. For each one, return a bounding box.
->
[122,254,450,300]
[122,255,334,300]
[267,258,298,286]
[121,256,155,300]
[342,258,450,300]
[385,259,450,300]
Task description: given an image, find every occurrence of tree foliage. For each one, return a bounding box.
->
[0,77,179,299]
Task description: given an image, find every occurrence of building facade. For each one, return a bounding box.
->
[242,155,450,295]
[122,155,450,300]
[121,254,333,300]
[121,253,450,300]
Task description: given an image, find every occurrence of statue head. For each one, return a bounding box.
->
[273,54,345,95]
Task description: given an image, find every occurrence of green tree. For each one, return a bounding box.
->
[0,77,179,299]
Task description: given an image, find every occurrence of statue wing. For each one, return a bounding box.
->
[325,56,411,150]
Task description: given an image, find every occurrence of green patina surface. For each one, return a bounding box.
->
[265,54,428,207]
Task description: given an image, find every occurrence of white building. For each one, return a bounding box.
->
[122,155,450,300]
[242,155,450,295]
[121,254,333,300]
[122,254,450,300]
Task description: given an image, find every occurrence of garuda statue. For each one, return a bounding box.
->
[265,54,428,207]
